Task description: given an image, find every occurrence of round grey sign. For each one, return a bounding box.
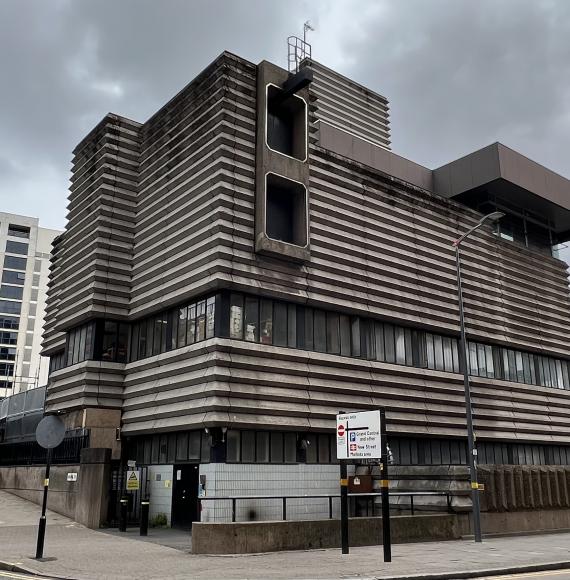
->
[36,415,66,449]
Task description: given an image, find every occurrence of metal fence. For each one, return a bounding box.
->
[0,428,89,466]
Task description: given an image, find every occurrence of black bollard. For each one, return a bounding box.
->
[119,497,128,532]
[140,499,149,536]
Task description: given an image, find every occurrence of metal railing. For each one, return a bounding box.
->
[198,491,452,522]
[0,429,89,466]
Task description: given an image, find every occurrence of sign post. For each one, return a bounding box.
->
[336,409,390,561]
[34,415,66,560]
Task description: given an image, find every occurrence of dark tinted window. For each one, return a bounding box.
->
[5,241,28,256]
[0,300,21,314]
[3,256,27,270]
[1,271,25,285]
[0,285,23,300]
[7,225,30,239]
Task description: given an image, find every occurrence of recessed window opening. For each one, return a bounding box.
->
[266,85,307,161]
[265,173,307,247]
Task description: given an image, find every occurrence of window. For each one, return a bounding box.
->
[0,331,17,345]
[206,296,215,339]
[0,347,16,361]
[2,271,25,285]
[3,256,26,271]
[265,173,307,247]
[187,304,197,345]
[0,363,15,376]
[266,84,307,161]
[314,310,326,353]
[229,294,243,340]
[32,274,40,287]
[196,301,206,342]
[30,289,39,302]
[326,312,340,354]
[5,241,28,256]
[33,259,41,273]
[260,299,273,345]
[178,307,188,347]
[0,285,23,300]
[7,224,30,239]
[273,301,287,346]
[0,316,18,330]
[25,333,33,347]
[244,297,259,342]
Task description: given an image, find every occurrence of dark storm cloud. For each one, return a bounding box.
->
[0,0,569,263]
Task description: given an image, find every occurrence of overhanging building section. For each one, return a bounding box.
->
[42,51,570,467]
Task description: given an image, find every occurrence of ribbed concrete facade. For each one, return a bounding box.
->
[43,51,570,453]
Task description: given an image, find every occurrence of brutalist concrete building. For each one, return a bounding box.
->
[42,52,570,528]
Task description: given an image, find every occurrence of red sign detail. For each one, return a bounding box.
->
[337,424,345,437]
[350,444,357,452]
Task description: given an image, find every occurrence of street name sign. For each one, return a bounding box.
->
[336,410,382,460]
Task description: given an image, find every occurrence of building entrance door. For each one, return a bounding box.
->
[171,464,200,529]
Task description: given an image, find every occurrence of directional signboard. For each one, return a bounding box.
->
[336,410,382,460]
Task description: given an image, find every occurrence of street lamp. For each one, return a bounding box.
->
[452,210,504,543]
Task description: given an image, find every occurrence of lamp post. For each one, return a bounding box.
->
[452,211,504,543]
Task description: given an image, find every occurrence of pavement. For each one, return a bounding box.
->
[1,490,570,580]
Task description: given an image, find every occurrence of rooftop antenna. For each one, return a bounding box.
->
[288,21,314,73]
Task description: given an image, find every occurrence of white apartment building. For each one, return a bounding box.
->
[0,213,60,397]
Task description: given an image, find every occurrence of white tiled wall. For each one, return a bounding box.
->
[147,465,174,525]
[199,463,342,523]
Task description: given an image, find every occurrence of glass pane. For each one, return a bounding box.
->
[314,310,326,353]
[476,343,487,377]
[226,430,241,462]
[242,431,255,462]
[485,345,494,378]
[244,297,259,342]
[117,323,129,363]
[5,241,28,255]
[426,333,435,369]
[304,307,314,350]
[260,299,273,345]
[189,431,201,459]
[340,315,351,356]
[187,304,197,344]
[405,328,413,366]
[152,317,162,356]
[395,327,406,365]
[468,342,478,375]
[384,323,395,363]
[273,302,287,347]
[287,304,296,347]
[270,432,284,463]
[130,323,139,361]
[433,335,445,371]
[229,294,243,339]
[256,432,269,462]
[176,433,189,461]
[168,309,178,351]
[515,351,525,383]
[318,434,330,463]
[196,300,206,341]
[178,306,188,347]
[351,317,360,357]
[138,322,147,359]
[305,434,318,463]
[102,321,118,361]
[326,312,340,354]
[145,319,154,357]
[206,296,215,339]
[284,433,296,463]
[451,338,460,373]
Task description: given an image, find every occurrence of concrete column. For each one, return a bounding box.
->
[75,448,112,529]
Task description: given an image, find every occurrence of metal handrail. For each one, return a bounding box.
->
[197,490,452,522]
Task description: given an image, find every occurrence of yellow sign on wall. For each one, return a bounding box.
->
[126,470,140,491]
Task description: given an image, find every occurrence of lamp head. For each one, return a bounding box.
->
[478,211,505,225]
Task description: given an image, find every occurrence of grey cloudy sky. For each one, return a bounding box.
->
[1,0,569,247]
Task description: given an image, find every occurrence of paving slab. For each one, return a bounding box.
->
[1,491,570,580]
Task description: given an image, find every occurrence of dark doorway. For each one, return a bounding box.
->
[171,464,200,529]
